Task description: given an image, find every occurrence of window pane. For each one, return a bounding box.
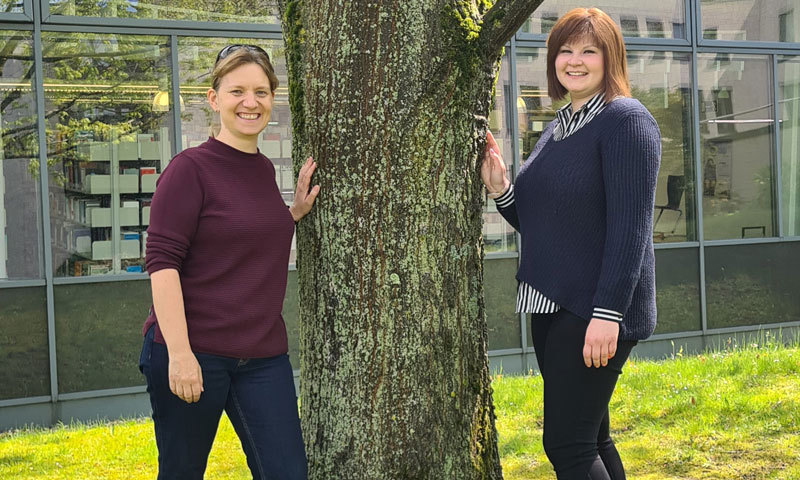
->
[0,287,50,400]
[705,243,800,329]
[698,54,776,240]
[700,0,800,43]
[628,51,697,243]
[55,281,150,393]
[484,53,517,254]
[486,258,521,351]
[654,248,701,334]
[0,0,24,14]
[48,0,279,24]
[1,32,43,281]
[520,0,685,39]
[780,55,800,236]
[515,47,560,163]
[43,33,173,277]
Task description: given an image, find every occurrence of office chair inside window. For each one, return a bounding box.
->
[654,175,685,234]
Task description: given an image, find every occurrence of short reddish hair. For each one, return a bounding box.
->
[546,8,630,103]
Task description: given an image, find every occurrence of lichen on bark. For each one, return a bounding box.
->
[276,1,543,478]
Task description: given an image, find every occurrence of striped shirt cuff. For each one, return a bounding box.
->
[492,184,515,208]
[593,306,623,323]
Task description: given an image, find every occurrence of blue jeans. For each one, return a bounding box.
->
[139,326,307,480]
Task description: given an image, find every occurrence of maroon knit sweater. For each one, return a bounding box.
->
[143,137,294,358]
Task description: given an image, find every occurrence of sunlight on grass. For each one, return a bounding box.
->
[1,340,798,479]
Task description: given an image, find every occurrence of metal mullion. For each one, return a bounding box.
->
[704,321,800,337]
[0,21,34,29]
[654,241,701,249]
[513,39,545,50]
[39,22,283,40]
[507,36,527,368]
[703,237,784,247]
[170,35,181,155]
[38,0,48,20]
[0,395,52,408]
[0,279,47,289]
[644,330,704,342]
[699,39,800,52]
[488,348,524,357]
[697,45,800,56]
[626,44,693,53]
[618,37,690,47]
[773,54,783,238]
[516,31,691,48]
[689,0,708,338]
[684,0,693,46]
[57,385,146,401]
[41,13,282,33]
[485,251,518,260]
[0,13,30,22]
[51,273,149,285]
[31,0,59,409]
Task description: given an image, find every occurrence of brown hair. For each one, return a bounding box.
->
[211,46,279,94]
[546,8,630,102]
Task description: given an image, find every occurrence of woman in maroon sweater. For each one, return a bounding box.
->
[139,45,319,479]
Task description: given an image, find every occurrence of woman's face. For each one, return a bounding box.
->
[208,62,274,144]
[555,36,605,106]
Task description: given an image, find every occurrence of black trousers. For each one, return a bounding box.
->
[531,309,637,480]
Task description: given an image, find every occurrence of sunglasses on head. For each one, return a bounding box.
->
[215,44,269,64]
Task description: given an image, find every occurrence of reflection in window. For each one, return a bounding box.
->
[705,243,800,329]
[178,38,300,261]
[780,56,800,236]
[484,54,517,253]
[654,249,701,334]
[0,287,50,400]
[1,31,42,280]
[628,51,696,243]
[620,16,640,37]
[700,0,800,43]
[48,0,279,24]
[54,281,151,393]
[698,54,776,241]
[522,0,685,39]
[515,48,560,162]
[0,0,24,14]
[43,33,173,277]
[646,19,665,38]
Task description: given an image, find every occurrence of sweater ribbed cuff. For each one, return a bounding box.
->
[593,306,623,323]
[493,184,515,208]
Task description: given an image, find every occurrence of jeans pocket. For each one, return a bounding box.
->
[138,325,155,374]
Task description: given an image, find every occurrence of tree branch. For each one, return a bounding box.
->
[480,0,545,57]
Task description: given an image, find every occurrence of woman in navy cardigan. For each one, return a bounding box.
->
[482,8,660,480]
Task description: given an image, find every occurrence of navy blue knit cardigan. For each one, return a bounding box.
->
[497,98,661,341]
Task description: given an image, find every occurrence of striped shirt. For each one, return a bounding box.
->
[494,92,623,323]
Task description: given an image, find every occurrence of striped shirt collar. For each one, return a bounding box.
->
[555,92,607,138]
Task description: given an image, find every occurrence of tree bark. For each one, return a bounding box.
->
[278,1,542,478]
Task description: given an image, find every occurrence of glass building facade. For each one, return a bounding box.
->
[1,0,799,427]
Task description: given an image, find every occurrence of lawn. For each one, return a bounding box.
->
[1,339,799,479]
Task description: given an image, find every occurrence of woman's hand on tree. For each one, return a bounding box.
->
[289,157,321,222]
[481,131,510,196]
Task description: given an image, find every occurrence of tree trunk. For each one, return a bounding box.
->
[277,1,542,478]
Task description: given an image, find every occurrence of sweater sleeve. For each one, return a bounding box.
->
[494,184,520,232]
[592,112,661,314]
[145,154,204,274]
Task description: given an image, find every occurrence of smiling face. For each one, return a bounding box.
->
[207,62,273,152]
[554,36,605,110]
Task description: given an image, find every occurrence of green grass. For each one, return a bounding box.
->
[2,341,799,479]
